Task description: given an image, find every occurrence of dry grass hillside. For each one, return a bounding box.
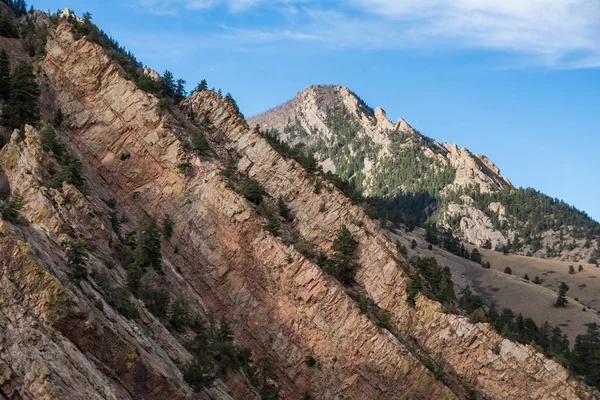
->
[389,227,600,341]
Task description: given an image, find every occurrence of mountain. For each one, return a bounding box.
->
[249,85,600,264]
[0,5,598,399]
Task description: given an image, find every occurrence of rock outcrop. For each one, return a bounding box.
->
[0,14,595,400]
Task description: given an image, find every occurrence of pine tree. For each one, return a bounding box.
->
[0,12,20,38]
[0,50,10,101]
[192,131,209,153]
[410,239,417,249]
[240,179,266,205]
[175,78,187,102]
[2,63,40,128]
[554,282,569,307]
[194,79,207,93]
[162,70,175,95]
[133,217,162,271]
[569,265,575,274]
[170,297,189,332]
[67,240,88,280]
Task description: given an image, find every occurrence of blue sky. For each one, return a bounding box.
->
[35,0,600,221]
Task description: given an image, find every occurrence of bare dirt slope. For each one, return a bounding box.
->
[390,227,600,341]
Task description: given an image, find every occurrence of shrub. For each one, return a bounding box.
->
[504,267,512,275]
[410,239,417,249]
[2,190,24,222]
[177,162,192,176]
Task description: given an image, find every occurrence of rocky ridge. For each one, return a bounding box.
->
[0,13,595,400]
[249,85,599,263]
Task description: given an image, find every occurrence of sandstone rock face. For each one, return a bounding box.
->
[38,21,457,400]
[184,92,592,399]
[0,17,594,400]
[443,143,512,194]
[446,201,509,249]
[143,67,161,81]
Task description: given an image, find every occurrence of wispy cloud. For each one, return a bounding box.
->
[132,0,600,68]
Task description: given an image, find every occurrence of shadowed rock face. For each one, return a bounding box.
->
[0,16,594,400]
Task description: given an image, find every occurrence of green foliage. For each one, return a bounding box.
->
[358,295,368,313]
[133,217,162,271]
[377,309,392,331]
[162,214,174,239]
[177,162,192,175]
[67,240,88,280]
[277,196,293,222]
[324,225,359,284]
[139,269,169,319]
[410,239,417,249]
[224,92,241,115]
[53,109,63,126]
[192,131,210,153]
[305,355,317,368]
[0,11,20,38]
[554,282,569,308]
[443,186,600,253]
[569,265,575,274]
[192,79,207,94]
[0,50,10,101]
[470,248,482,264]
[263,207,280,237]
[572,323,600,387]
[2,0,28,17]
[410,257,455,306]
[240,178,266,205]
[170,298,189,332]
[183,357,214,393]
[533,276,542,284]
[92,269,139,320]
[2,190,24,222]
[504,267,512,275]
[2,63,40,128]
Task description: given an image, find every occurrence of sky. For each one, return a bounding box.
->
[34,0,600,221]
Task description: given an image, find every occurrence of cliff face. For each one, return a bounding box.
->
[0,16,595,400]
[249,85,511,196]
[186,93,591,400]
[37,21,455,399]
[249,85,599,263]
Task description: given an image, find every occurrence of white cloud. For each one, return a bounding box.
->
[133,0,600,68]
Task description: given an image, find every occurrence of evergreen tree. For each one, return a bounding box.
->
[410,239,417,249]
[0,49,10,101]
[175,78,187,102]
[194,79,207,93]
[0,12,20,38]
[504,267,512,275]
[133,217,162,271]
[569,265,575,274]
[572,323,600,387]
[170,297,189,332]
[53,108,63,126]
[162,70,175,95]
[325,225,360,284]
[192,131,209,153]
[533,276,542,284]
[554,282,569,307]
[470,248,482,263]
[240,179,266,205]
[2,63,39,128]
[67,240,88,280]
[162,214,174,239]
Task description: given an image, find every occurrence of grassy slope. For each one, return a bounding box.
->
[389,227,600,342]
